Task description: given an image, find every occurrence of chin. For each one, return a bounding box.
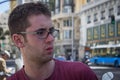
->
[47,56,53,61]
[42,57,53,63]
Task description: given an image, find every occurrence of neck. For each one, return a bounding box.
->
[24,59,55,80]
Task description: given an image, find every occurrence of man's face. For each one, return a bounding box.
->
[21,14,55,63]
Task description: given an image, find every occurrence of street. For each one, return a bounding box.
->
[90,65,120,80]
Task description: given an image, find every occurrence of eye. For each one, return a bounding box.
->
[36,31,45,35]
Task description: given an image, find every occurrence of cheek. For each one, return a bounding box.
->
[30,38,45,49]
[26,35,46,49]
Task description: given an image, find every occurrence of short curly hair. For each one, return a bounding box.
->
[8,2,51,36]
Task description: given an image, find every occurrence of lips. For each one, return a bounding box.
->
[46,47,53,52]
[46,47,53,50]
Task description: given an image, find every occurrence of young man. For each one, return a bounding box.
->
[7,2,98,80]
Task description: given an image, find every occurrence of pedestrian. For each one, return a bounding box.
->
[0,50,11,80]
[7,2,98,80]
[55,53,66,61]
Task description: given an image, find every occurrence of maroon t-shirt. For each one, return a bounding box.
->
[7,59,98,80]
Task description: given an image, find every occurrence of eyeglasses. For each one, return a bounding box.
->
[17,27,59,39]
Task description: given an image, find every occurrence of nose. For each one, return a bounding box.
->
[45,34,54,42]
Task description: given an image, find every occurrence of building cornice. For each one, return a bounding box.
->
[80,0,110,14]
[52,12,79,20]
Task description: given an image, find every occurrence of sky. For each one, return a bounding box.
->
[0,0,10,13]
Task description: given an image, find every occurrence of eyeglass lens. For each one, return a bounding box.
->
[35,27,58,39]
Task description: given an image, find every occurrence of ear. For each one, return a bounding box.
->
[12,34,25,48]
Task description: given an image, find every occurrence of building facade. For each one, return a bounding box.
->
[80,0,120,58]
[52,0,86,61]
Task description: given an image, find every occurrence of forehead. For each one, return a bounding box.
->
[27,14,52,31]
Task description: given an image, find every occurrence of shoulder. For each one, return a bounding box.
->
[0,58,5,64]
[55,59,88,68]
[55,59,90,72]
[0,58,5,61]
[55,59,98,80]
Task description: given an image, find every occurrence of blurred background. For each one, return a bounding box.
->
[0,0,120,80]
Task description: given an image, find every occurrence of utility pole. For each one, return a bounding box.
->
[71,14,74,61]
[71,0,75,61]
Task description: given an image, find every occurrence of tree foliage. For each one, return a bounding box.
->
[4,30,10,35]
[0,28,10,40]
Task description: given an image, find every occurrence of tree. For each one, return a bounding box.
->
[4,30,10,35]
[0,36,5,40]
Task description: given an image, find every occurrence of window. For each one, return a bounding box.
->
[54,23,60,40]
[63,6,72,13]
[56,31,60,40]
[87,0,91,3]
[63,0,74,13]
[118,6,120,15]
[64,0,72,5]
[109,8,114,17]
[30,0,33,2]
[63,20,67,26]
[64,30,72,39]
[40,0,50,7]
[94,13,98,22]
[100,24,106,39]
[87,28,93,41]
[55,0,60,8]
[49,0,55,11]
[101,11,105,20]
[57,23,60,28]
[40,0,49,3]
[63,19,72,27]
[55,0,60,14]
[117,21,120,36]
[87,16,91,24]
[93,26,99,40]
[55,8,60,14]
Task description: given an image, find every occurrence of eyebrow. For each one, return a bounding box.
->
[36,28,46,32]
[35,27,54,32]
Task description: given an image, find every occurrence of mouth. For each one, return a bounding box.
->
[46,47,53,53]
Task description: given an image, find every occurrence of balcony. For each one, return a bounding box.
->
[54,39,72,46]
[52,13,75,20]
[81,0,109,12]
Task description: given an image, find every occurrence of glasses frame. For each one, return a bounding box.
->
[17,28,59,39]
